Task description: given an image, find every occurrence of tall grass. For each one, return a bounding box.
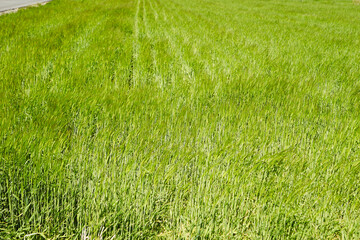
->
[1,0,360,238]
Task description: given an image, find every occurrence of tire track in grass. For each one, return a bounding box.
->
[142,0,186,89]
[147,0,176,88]
[136,0,153,86]
[142,0,162,88]
[147,0,177,89]
[129,0,141,87]
[148,0,158,21]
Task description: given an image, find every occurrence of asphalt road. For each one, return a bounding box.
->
[0,0,49,12]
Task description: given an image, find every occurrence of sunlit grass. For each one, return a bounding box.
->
[1,0,360,238]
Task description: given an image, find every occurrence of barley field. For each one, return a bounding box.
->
[1,0,360,239]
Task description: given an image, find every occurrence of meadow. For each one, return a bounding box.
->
[1,0,360,238]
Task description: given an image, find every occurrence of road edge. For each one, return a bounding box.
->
[0,0,51,15]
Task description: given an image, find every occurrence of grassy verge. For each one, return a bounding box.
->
[1,0,360,238]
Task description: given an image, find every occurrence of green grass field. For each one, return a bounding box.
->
[1,0,360,238]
